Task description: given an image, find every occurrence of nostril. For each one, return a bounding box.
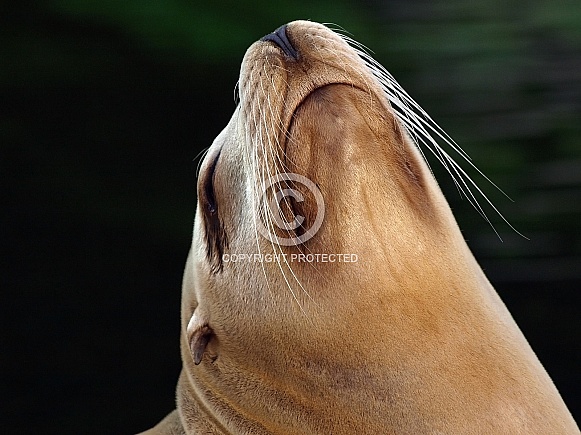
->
[260,24,298,60]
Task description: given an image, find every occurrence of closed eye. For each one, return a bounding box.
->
[197,146,227,273]
[200,149,221,216]
[234,81,240,106]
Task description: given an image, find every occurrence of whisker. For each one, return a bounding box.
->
[254,62,317,309]
[336,30,521,237]
[193,147,210,177]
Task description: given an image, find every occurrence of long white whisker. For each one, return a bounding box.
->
[194,147,210,177]
[251,65,315,315]
[259,65,317,307]
[335,30,521,238]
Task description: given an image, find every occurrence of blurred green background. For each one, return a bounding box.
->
[2,1,580,433]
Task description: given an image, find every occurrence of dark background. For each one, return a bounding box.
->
[2,1,580,433]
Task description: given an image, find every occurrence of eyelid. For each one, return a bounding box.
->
[198,148,221,215]
[234,81,240,106]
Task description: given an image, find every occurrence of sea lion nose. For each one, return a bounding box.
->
[260,24,298,60]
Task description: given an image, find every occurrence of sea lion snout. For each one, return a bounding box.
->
[260,24,298,60]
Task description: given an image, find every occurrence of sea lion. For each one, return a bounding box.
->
[140,21,579,434]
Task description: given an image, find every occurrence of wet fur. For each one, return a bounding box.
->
[140,21,579,434]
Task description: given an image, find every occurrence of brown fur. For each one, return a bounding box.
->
[139,21,579,434]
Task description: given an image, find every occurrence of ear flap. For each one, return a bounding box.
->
[190,325,214,365]
[187,310,214,365]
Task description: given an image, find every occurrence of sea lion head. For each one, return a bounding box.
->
[178,20,475,432]
[191,21,459,302]
[170,20,579,435]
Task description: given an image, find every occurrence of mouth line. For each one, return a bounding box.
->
[280,81,371,164]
